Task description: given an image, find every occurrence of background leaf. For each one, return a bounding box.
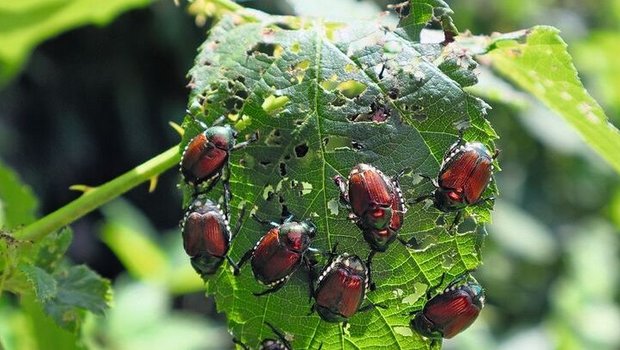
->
[479,26,620,174]
[0,0,153,85]
[0,158,38,229]
[180,4,496,349]
[39,264,112,332]
[19,265,58,302]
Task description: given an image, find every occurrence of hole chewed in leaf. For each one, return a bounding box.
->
[265,129,283,146]
[349,102,391,123]
[247,42,277,56]
[291,42,301,53]
[320,75,339,91]
[279,162,287,176]
[351,141,364,150]
[330,97,346,107]
[336,80,367,98]
[388,88,399,99]
[294,143,309,158]
[262,95,290,115]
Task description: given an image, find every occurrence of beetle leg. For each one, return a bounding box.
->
[230,205,247,240]
[398,236,421,250]
[427,273,447,299]
[235,249,254,275]
[377,62,386,79]
[447,210,462,232]
[226,255,241,275]
[366,251,377,291]
[393,167,412,182]
[188,114,209,130]
[358,301,387,313]
[231,132,259,151]
[307,274,316,303]
[475,196,495,206]
[219,162,232,219]
[332,175,350,204]
[232,338,250,350]
[492,148,501,160]
[304,248,322,268]
[409,194,433,205]
[195,174,222,197]
[328,243,339,259]
[407,308,422,317]
[308,302,316,316]
[253,280,286,296]
[265,322,293,349]
[447,271,472,288]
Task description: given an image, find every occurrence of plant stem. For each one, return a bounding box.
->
[15,146,181,242]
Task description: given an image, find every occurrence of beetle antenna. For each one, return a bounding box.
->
[212,115,226,126]
[394,167,412,181]
[409,194,433,205]
[251,213,276,227]
[232,132,259,150]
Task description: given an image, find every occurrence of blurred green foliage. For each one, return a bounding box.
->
[0,0,153,85]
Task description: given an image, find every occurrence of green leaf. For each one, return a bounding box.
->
[397,0,457,43]
[180,3,496,349]
[34,227,73,272]
[480,26,620,174]
[99,199,168,282]
[99,199,203,294]
[88,277,228,350]
[0,0,152,85]
[0,158,38,229]
[572,31,620,120]
[20,265,58,302]
[43,265,112,332]
[20,294,83,350]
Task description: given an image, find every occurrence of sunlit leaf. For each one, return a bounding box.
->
[179,1,497,348]
[0,0,152,84]
[479,26,620,174]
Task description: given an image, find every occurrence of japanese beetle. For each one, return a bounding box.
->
[333,164,407,252]
[236,215,319,296]
[311,252,379,323]
[180,116,257,210]
[181,197,244,278]
[414,137,498,229]
[410,274,485,340]
[233,322,293,350]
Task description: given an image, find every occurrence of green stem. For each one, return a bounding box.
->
[15,146,181,242]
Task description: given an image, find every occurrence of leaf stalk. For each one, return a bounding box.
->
[15,146,181,242]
